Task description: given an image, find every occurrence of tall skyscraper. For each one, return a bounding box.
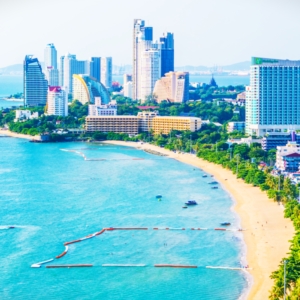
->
[133,19,154,101]
[101,57,112,89]
[160,33,174,77]
[91,57,101,82]
[44,43,59,86]
[24,55,48,107]
[246,57,300,136]
[60,53,89,95]
[44,43,57,69]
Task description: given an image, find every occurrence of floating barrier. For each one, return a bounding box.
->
[155,264,197,268]
[56,246,69,259]
[46,264,93,268]
[32,225,245,268]
[206,266,252,270]
[31,259,54,268]
[102,264,146,267]
[113,228,148,230]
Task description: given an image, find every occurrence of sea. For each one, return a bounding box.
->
[0,138,250,299]
[0,75,250,109]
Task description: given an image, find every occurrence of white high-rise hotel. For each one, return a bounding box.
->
[246,57,300,136]
[133,19,161,102]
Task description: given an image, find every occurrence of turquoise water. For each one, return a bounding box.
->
[0,138,249,299]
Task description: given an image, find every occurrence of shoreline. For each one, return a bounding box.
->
[0,129,42,141]
[102,140,294,300]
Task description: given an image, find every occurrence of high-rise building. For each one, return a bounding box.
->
[246,57,300,136]
[153,71,189,103]
[44,43,57,70]
[44,43,59,86]
[73,74,110,105]
[91,57,101,82]
[133,19,174,102]
[47,86,68,116]
[24,55,48,107]
[133,19,154,101]
[123,74,132,85]
[60,54,89,95]
[160,32,174,77]
[101,57,112,89]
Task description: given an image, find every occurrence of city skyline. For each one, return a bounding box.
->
[0,0,299,68]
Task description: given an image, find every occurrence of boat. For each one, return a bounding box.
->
[220,222,231,226]
[9,226,15,229]
[208,181,218,185]
[185,200,198,205]
[211,186,218,189]
[156,195,162,199]
[182,206,188,209]
[202,175,208,178]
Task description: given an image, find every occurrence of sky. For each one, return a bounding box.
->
[0,0,299,68]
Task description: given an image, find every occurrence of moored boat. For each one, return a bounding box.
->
[220,222,231,226]
[185,200,197,205]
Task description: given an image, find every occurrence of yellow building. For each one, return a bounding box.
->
[85,116,139,135]
[152,116,201,135]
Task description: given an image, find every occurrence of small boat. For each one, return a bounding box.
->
[182,206,188,209]
[220,222,231,226]
[156,195,162,199]
[211,187,218,189]
[208,181,218,185]
[9,226,15,229]
[185,200,198,205]
[202,175,208,178]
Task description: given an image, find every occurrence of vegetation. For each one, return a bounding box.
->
[189,84,245,101]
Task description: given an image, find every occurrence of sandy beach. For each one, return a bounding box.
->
[103,140,294,300]
[0,129,42,141]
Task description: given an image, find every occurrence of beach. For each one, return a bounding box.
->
[0,129,42,141]
[103,140,294,300]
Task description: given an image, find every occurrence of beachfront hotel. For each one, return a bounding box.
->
[85,116,139,135]
[246,57,300,136]
[152,116,201,135]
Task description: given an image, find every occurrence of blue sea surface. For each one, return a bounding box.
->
[0,138,250,299]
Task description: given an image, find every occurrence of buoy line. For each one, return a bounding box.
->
[31,226,246,268]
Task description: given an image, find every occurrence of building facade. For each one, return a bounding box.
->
[60,53,89,95]
[246,57,300,136]
[137,111,158,132]
[91,57,101,82]
[152,116,201,135]
[47,86,68,116]
[276,141,300,172]
[101,57,112,89]
[88,98,117,116]
[160,32,174,77]
[227,122,245,133]
[123,81,133,98]
[24,55,48,107]
[44,43,59,86]
[153,71,189,103]
[85,116,139,135]
[73,74,110,105]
